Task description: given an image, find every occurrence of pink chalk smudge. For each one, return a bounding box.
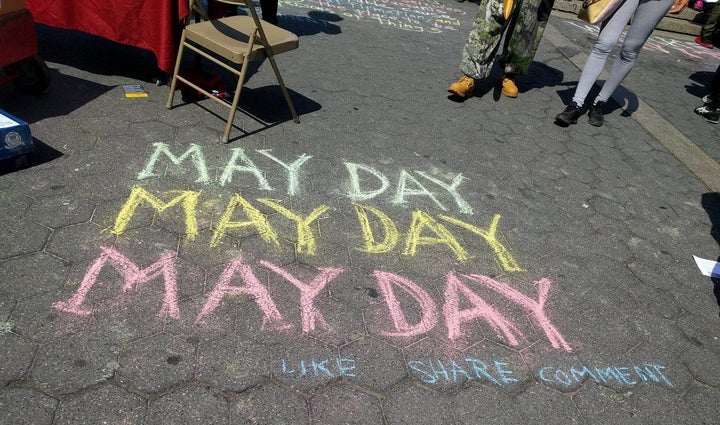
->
[373,270,439,337]
[464,274,572,352]
[444,272,522,344]
[261,260,343,334]
[196,256,292,330]
[52,246,180,319]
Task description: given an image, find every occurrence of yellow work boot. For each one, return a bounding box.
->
[448,75,475,98]
[501,75,518,98]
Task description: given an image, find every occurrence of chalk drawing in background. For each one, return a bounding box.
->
[564,20,720,61]
[279,0,466,33]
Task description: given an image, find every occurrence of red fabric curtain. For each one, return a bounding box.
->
[26,0,190,73]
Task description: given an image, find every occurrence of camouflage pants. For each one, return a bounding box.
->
[459,0,555,79]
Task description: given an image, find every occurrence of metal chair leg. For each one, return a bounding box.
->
[166,31,188,109]
[267,56,299,123]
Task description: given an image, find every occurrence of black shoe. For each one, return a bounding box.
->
[694,104,720,124]
[588,101,605,127]
[555,102,583,126]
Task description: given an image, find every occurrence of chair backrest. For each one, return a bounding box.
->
[187,0,210,24]
[211,0,262,22]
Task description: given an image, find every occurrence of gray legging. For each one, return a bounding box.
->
[572,0,675,106]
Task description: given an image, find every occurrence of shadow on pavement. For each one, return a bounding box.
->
[687,70,715,100]
[603,84,639,116]
[0,69,106,174]
[520,61,567,92]
[175,85,320,143]
[237,86,320,120]
[701,192,720,315]
[0,139,63,176]
[0,69,114,124]
[281,11,343,35]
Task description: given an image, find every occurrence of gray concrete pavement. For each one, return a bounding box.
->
[1,2,720,423]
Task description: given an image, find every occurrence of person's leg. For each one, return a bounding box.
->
[260,0,279,24]
[695,63,720,123]
[208,0,235,18]
[570,0,640,106]
[503,0,555,76]
[712,63,720,103]
[496,0,555,97]
[593,0,674,103]
[555,0,637,125]
[459,0,508,79]
[700,2,720,42]
[449,0,508,97]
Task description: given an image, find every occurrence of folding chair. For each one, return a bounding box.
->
[168,0,299,143]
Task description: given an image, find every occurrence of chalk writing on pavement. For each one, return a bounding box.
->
[49,142,675,392]
[277,357,674,389]
[279,0,465,33]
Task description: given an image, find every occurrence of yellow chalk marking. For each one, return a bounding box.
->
[404,210,467,261]
[439,214,523,272]
[111,187,200,240]
[257,199,329,254]
[210,194,279,248]
[353,203,400,254]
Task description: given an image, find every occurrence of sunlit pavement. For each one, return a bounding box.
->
[1,3,719,423]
